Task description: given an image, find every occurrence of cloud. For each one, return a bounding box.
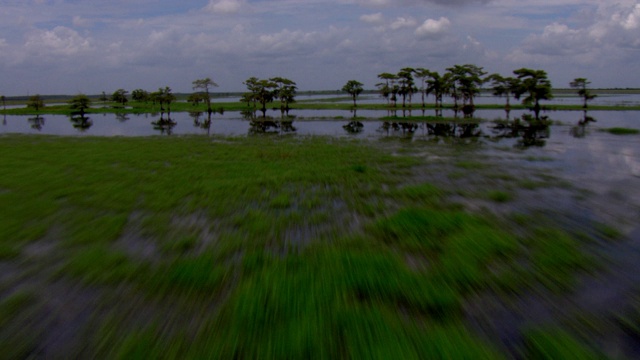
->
[72,16,91,28]
[205,0,245,14]
[24,26,92,56]
[360,13,384,23]
[613,3,640,30]
[390,17,417,30]
[415,17,451,38]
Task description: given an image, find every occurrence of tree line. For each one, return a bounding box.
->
[15,67,597,118]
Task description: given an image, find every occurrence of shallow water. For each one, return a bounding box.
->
[2,109,639,137]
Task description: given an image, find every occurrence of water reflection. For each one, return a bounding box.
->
[151,113,176,135]
[571,111,597,138]
[116,113,130,122]
[491,114,551,148]
[343,121,364,133]
[28,115,45,131]
[248,115,297,134]
[69,114,92,132]
[190,111,213,135]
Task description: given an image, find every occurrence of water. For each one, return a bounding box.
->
[2,108,639,137]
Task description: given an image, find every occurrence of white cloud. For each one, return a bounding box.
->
[390,17,417,30]
[24,26,92,56]
[614,3,640,30]
[72,16,91,28]
[415,17,451,38]
[360,13,384,23]
[205,0,245,14]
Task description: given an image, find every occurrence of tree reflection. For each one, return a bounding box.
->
[491,114,550,148]
[343,120,364,133]
[571,111,597,138]
[69,114,93,132]
[116,113,130,122]
[151,112,176,135]
[191,111,213,135]
[28,115,45,131]
[247,113,296,134]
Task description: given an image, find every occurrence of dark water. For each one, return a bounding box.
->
[2,109,639,137]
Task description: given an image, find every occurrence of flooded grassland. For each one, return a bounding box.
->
[0,108,639,358]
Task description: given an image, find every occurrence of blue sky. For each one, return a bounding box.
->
[1,0,639,95]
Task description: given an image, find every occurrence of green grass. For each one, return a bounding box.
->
[603,127,640,135]
[4,97,640,116]
[0,134,607,358]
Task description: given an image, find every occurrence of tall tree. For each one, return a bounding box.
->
[570,78,597,108]
[342,80,364,107]
[271,77,297,114]
[192,77,218,114]
[397,67,416,108]
[242,77,260,109]
[131,89,150,102]
[426,71,449,109]
[413,68,431,108]
[68,94,92,116]
[485,74,520,110]
[150,87,176,114]
[377,73,398,106]
[513,68,553,114]
[446,64,486,108]
[27,95,45,111]
[111,89,129,107]
[98,91,109,107]
[244,77,278,117]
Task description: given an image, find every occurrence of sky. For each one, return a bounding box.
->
[1,0,639,95]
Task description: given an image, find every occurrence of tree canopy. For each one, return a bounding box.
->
[342,80,364,107]
[513,68,553,113]
[570,78,596,108]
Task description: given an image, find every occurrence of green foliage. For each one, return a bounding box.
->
[523,327,601,359]
[513,68,553,110]
[26,94,45,111]
[604,127,639,135]
[342,79,364,107]
[68,94,92,114]
[570,78,597,108]
[487,190,512,203]
[0,135,603,358]
[111,88,129,106]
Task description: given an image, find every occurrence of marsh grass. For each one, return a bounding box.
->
[603,127,640,135]
[0,135,609,358]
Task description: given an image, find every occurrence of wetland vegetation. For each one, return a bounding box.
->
[1,65,640,358]
[0,132,638,358]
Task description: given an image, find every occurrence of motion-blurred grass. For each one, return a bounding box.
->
[0,135,603,358]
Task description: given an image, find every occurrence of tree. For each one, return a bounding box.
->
[342,80,364,107]
[486,74,520,110]
[192,77,218,114]
[187,93,207,106]
[131,89,150,102]
[271,77,297,114]
[68,94,92,116]
[377,73,398,106]
[397,67,416,108]
[150,87,176,114]
[413,68,431,108]
[244,77,278,117]
[570,78,597,108]
[426,71,448,109]
[111,89,129,107]
[27,95,45,111]
[98,91,109,107]
[446,64,486,108]
[513,68,553,114]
